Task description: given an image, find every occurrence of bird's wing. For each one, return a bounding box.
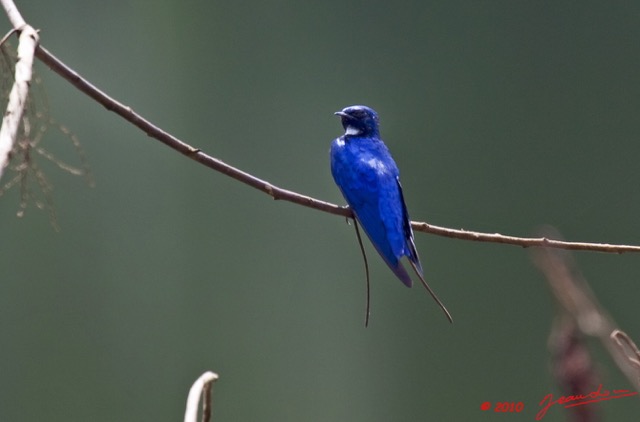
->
[396,177,424,277]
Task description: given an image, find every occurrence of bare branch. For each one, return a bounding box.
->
[1,0,637,253]
[184,371,219,422]
[0,20,38,181]
[28,46,640,255]
[532,226,640,390]
[0,0,26,29]
[413,222,640,253]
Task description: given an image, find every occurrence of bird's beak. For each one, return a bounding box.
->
[334,111,348,118]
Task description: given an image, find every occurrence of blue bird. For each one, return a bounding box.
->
[330,105,452,323]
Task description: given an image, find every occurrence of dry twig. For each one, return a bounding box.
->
[184,371,219,422]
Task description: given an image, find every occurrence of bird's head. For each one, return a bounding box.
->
[335,105,380,137]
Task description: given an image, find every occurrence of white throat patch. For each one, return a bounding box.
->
[345,126,361,136]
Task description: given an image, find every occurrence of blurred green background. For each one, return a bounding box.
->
[2,1,640,421]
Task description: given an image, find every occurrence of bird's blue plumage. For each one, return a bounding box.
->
[330,105,422,288]
[330,105,452,322]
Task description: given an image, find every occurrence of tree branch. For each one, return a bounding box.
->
[1,2,638,253]
[531,226,640,390]
[0,0,38,181]
[184,371,219,422]
[413,222,640,253]
[1,0,25,29]
[33,44,640,254]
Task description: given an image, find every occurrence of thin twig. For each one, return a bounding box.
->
[27,45,640,255]
[184,371,219,422]
[612,330,640,384]
[0,28,16,47]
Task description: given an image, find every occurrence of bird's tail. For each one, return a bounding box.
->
[406,238,453,323]
[407,259,453,323]
[390,261,414,288]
